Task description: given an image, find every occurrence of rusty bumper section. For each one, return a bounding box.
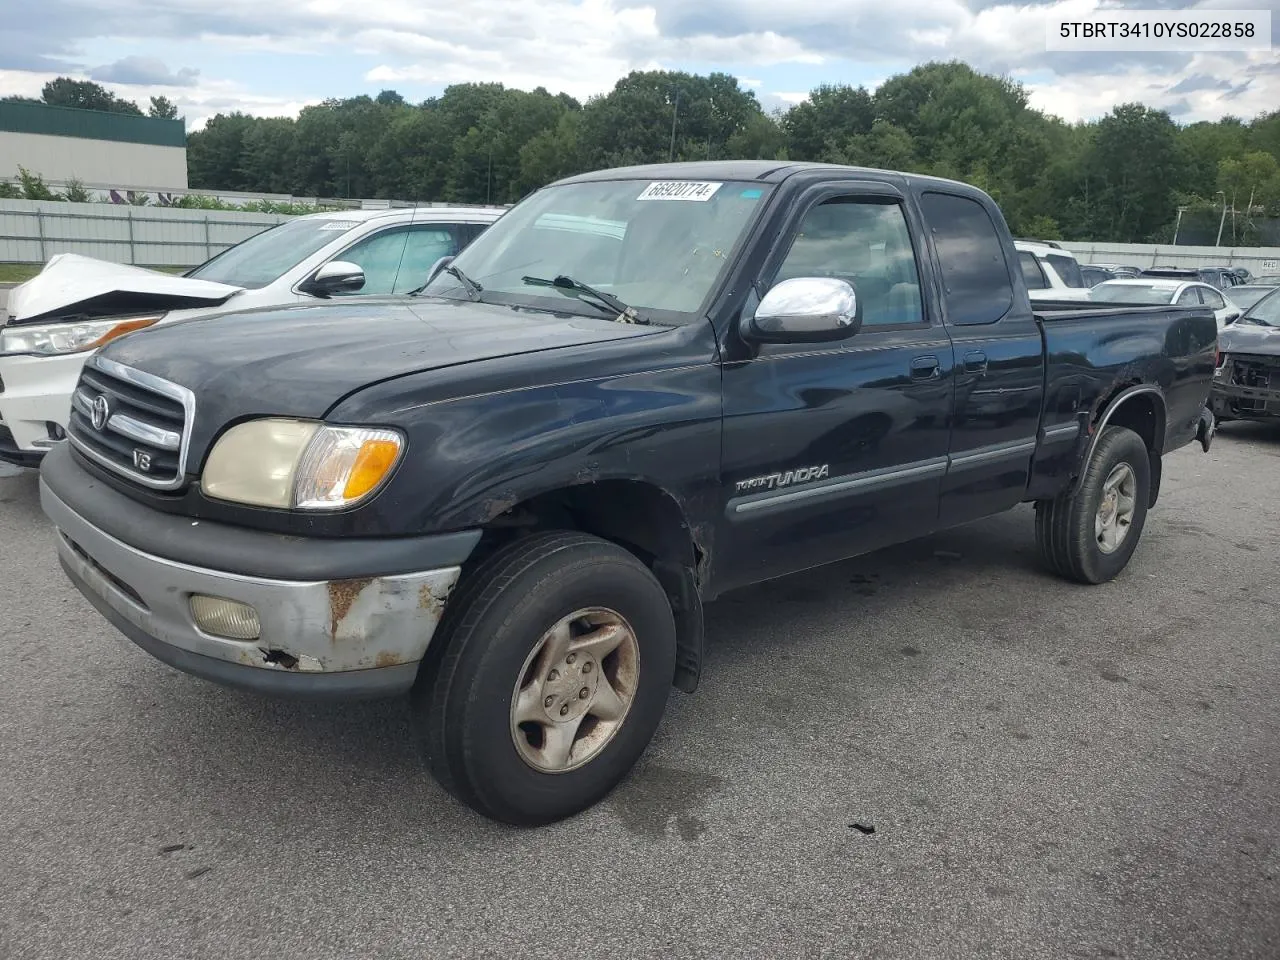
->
[1213,355,1280,421]
[43,484,461,698]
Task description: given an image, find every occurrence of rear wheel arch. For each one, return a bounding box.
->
[1075,384,1167,507]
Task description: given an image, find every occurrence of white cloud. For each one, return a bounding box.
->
[1,0,1274,124]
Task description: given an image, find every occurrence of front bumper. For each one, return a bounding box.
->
[40,448,481,699]
[0,349,87,464]
[1211,366,1280,421]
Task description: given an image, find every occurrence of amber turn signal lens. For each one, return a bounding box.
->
[343,439,402,500]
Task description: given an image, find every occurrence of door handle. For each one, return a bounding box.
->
[910,355,941,380]
[963,350,988,374]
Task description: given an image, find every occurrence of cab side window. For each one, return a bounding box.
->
[772,199,924,326]
[919,192,1014,326]
[1019,251,1048,289]
[332,225,460,297]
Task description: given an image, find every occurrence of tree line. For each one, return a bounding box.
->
[6,64,1280,245]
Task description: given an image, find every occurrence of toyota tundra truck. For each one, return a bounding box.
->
[40,161,1219,825]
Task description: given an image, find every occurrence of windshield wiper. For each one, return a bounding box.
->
[410,263,483,299]
[522,275,650,325]
[445,264,483,300]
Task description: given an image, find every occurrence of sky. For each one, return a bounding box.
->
[0,0,1276,130]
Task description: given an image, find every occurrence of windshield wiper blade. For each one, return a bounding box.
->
[522,275,650,325]
[444,264,483,300]
[410,263,483,299]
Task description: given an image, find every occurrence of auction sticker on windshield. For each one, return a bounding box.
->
[637,181,723,201]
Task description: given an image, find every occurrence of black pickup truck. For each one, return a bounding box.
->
[40,161,1218,824]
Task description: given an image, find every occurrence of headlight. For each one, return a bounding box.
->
[202,418,404,510]
[0,314,165,356]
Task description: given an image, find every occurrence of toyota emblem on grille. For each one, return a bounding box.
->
[90,394,111,431]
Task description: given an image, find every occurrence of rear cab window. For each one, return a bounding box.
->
[919,192,1013,325]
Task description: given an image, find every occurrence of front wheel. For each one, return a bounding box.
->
[1035,425,1152,584]
[412,531,677,825]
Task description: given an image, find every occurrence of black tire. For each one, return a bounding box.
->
[412,531,676,825]
[1035,425,1151,585]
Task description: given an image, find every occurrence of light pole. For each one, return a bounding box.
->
[668,88,680,162]
[1171,206,1187,245]
[1215,190,1228,247]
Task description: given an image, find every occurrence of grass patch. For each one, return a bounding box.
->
[0,262,191,284]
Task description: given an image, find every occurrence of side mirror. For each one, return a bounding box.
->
[301,260,365,297]
[1224,312,1240,325]
[744,277,862,344]
[425,255,454,287]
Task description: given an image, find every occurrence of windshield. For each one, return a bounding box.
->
[188,217,357,289]
[1089,282,1176,305]
[419,178,771,321]
[1230,287,1277,311]
[1240,288,1280,327]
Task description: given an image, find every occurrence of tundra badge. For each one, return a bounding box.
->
[735,464,829,493]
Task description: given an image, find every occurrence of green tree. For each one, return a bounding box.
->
[17,166,59,200]
[188,113,261,191]
[40,77,142,115]
[1077,103,1189,241]
[61,178,92,202]
[783,84,873,161]
[148,96,180,120]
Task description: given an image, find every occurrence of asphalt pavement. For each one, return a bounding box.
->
[2,426,1278,960]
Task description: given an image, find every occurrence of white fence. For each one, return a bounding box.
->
[1061,241,1280,275]
[0,199,292,266]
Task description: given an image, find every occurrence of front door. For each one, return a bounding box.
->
[716,182,954,593]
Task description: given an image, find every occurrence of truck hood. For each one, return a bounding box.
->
[97,296,664,429]
[6,253,243,324]
[1220,322,1280,357]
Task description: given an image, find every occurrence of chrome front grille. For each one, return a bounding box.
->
[67,354,194,489]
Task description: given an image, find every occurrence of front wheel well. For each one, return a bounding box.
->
[468,480,706,693]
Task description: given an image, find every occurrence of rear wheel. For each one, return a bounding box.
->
[1035,425,1151,584]
[412,531,676,825]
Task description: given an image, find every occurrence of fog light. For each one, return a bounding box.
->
[189,595,261,640]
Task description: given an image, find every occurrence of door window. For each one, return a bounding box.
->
[1019,251,1049,289]
[919,192,1014,325]
[1176,288,1202,306]
[331,225,460,296]
[772,199,924,326]
[1200,287,1226,309]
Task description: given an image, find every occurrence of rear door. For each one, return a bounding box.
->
[917,191,1047,526]
[717,180,954,591]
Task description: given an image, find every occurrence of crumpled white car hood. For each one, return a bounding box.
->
[6,253,243,323]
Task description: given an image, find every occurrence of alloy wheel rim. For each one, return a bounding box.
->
[510,607,640,773]
[1095,461,1137,555]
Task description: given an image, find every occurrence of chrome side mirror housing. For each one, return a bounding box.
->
[744,277,862,344]
[302,260,366,297]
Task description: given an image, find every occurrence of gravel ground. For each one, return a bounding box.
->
[1,425,1278,960]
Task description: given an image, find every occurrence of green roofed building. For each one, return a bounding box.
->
[0,101,187,191]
